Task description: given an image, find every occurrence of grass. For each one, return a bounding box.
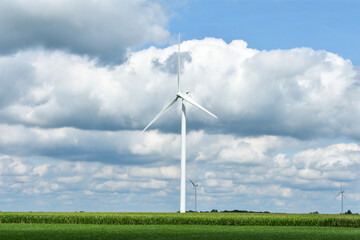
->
[1,223,360,240]
[1,213,360,239]
[1,212,360,227]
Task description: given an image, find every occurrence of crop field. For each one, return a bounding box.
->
[1,212,360,239]
[1,212,360,227]
[1,224,360,240]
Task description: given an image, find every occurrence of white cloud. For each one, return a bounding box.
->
[298,169,323,180]
[293,143,360,176]
[138,179,167,189]
[130,131,179,156]
[10,160,28,175]
[1,36,360,213]
[1,137,360,212]
[84,190,95,196]
[0,124,144,163]
[56,176,82,184]
[32,164,50,176]
[129,166,179,179]
[93,165,129,180]
[0,38,359,140]
[94,180,129,191]
[0,156,29,175]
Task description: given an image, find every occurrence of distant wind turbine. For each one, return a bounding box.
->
[143,33,218,213]
[189,178,199,212]
[336,180,345,214]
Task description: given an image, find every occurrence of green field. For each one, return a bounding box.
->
[1,212,360,227]
[1,212,360,239]
[1,224,360,240]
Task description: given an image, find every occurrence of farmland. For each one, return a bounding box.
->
[1,224,360,240]
[1,212,360,227]
[1,212,360,239]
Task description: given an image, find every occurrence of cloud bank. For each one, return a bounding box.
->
[1,132,360,212]
[0,38,359,139]
[0,0,169,63]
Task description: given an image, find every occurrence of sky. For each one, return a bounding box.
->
[1,0,360,214]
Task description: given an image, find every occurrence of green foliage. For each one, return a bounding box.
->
[310,211,319,214]
[345,210,353,215]
[1,212,360,228]
[1,224,360,240]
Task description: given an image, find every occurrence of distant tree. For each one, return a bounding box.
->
[210,209,218,213]
[310,211,319,214]
[345,210,352,214]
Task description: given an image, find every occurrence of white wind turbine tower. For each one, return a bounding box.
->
[143,34,218,213]
[336,180,345,214]
[189,178,199,212]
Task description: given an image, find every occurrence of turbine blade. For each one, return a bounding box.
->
[143,96,178,132]
[177,93,218,119]
[189,178,195,186]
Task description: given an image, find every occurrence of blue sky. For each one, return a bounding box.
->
[1,0,360,214]
[168,0,360,65]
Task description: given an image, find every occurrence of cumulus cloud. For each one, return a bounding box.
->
[1,36,360,212]
[153,51,192,74]
[1,124,360,195]
[0,124,141,163]
[0,0,169,63]
[0,124,280,165]
[0,38,360,140]
[0,154,181,210]
[1,134,360,212]
[129,166,179,179]
[56,176,82,183]
[32,164,50,176]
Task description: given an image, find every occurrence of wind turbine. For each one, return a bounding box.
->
[336,180,345,214]
[189,178,199,212]
[143,33,218,213]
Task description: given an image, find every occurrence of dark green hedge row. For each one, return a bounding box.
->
[1,213,360,227]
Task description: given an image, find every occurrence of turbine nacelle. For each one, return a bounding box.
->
[142,92,217,132]
[189,178,199,187]
[176,92,218,119]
